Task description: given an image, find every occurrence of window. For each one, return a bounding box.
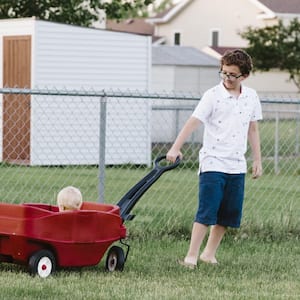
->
[174,32,181,45]
[211,30,219,47]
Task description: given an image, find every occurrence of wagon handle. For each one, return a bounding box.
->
[154,155,181,171]
[117,155,180,222]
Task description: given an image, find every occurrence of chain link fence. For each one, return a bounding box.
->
[0,88,299,236]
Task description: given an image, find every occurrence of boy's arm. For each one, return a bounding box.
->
[167,116,202,163]
[248,121,262,179]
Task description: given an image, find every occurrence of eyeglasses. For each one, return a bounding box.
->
[219,71,243,80]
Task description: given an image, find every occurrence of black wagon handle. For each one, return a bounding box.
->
[154,155,181,171]
[117,155,181,222]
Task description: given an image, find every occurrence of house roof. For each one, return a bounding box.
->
[255,0,300,14]
[106,18,154,36]
[147,0,192,23]
[105,18,165,42]
[148,0,300,24]
[152,46,219,66]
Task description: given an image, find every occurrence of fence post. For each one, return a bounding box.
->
[175,107,179,138]
[98,96,107,203]
[274,112,279,174]
[296,108,300,155]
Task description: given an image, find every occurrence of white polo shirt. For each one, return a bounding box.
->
[192,82,263,174]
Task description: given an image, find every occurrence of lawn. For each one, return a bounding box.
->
[0,154,299,299]
[0,235,299,299]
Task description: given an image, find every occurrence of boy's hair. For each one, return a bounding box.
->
[220,49,253,75]
[57,186,83,211]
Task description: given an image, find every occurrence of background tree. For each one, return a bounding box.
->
[240,18,300,92]
[0,0,154,27]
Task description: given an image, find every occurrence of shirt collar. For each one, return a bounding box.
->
[218,81,245,99]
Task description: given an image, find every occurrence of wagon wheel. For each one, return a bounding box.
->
[28,249,56,278]
[105,246,125,272]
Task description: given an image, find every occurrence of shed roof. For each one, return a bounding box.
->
[152,46,219,66]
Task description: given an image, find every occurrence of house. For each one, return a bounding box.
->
[147,0,300,94]
[107,0,300,95]
[147,0,300,49]
[0,17,152,166]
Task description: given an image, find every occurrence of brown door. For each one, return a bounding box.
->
[3,35,31,164]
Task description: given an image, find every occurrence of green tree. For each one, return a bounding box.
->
[0,0,154,27]
[240,18,300,92]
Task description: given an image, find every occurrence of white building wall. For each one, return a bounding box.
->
[151,65,219,93]
[155,0,265,49]
[33,20,150,89]
[246,70,299,96]
[174,66,219,93]
[0,18,152,166]
[151,64,218,143]
[151,65,175,92]
[198,67,220,94]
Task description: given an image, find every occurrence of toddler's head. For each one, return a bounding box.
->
[57,186,82,212]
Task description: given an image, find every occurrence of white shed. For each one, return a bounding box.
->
[0,18,152,166]
[151,46,219,143]
[151,46,220,94]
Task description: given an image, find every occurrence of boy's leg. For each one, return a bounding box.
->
[200,224,226,264]
[200,173,245,264]
[183,222,208,265]
[181,172,225,266]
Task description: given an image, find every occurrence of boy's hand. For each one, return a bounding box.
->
[252,161,262,179]
[166,149,182,163]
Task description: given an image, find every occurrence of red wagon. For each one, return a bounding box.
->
[0,156,179,278]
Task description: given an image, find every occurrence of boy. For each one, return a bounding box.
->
[57,186,83,212]
[167,49,262,268]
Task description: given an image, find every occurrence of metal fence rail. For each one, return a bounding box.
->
[0,88,299,235]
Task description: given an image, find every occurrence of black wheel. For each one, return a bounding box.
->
[28,249,56,278]
[105,246,125,272]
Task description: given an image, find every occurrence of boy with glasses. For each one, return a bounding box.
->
[167,49,262,268]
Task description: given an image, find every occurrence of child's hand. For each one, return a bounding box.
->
[166,149,182,163]
[252,161,262,179]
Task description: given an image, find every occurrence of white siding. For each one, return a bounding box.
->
[30,96,151,165]
[151,65,175,92]
[198,67,220,94]
[34,20,150,89]
[151,65,219,93]
[151,64,218,143]
[0,18,152,166]
[174,67,200,92]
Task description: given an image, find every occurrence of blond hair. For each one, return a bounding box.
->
[57,186,83,212]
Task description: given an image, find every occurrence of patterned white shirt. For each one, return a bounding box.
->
[192,82,263,174]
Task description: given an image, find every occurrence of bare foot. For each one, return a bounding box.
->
[199,254,218,264]
[184,256,197,266]
[178,259,196,270]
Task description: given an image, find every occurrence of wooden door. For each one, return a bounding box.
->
[3,35,31,164]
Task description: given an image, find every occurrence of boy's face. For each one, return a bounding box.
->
[220,64,246,91]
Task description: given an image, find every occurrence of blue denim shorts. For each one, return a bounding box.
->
[195,172,245,228]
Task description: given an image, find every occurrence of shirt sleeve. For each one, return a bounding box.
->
[192,90,213,124]
[251,92,263,121]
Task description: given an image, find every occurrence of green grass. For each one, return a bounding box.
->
[0,165,299,236]
[0,235,299,299]
[0,143,299,298]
